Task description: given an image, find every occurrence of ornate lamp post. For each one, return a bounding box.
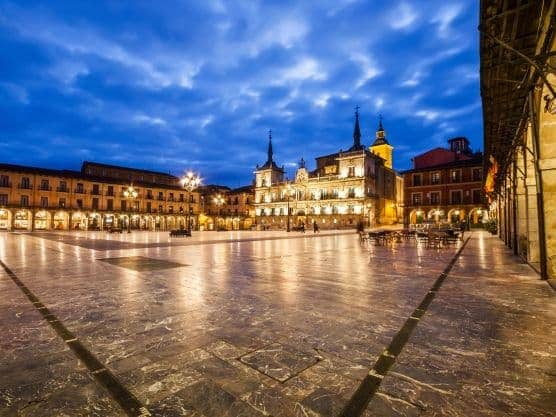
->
[181,171,201,232]
[123,185,138,233]
[213,194,225,231]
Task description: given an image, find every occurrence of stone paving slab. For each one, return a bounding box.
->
[0,230,554,416]
[364,234,556,417]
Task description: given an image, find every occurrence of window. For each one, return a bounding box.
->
[472,168,482,182]
[146,202,151,212]
[21,177,30,189]
[348,187,355,198]
[58,181,67,192]
[107,185,114,196]
[77,199,83,209]
[472,189,482,204]
[92,198,99,210]
[76,183,84,193]
[40,197,48,208]
[40,179,50,190]
[412,174,421,186]
[430,192,440,205]
[451,190,462,204]
[121,200,127,210]
[451,170,461,183]
[169,193,174,201]
[134,201,139,211]
[158,205,163,213]
[0,194,7,205]
[0,175,9,187]
[59,198,66,208]
[348,166,355,177]
[20,195,29,206]
[158,191,164,200]
[411,193,422,205]
[147,190,153,199]
[431,172,440,185]
[92,184,100,195]
[107,199,113,210]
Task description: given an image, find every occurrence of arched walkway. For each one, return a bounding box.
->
[34,210,51,230]
[53,211,69,230]
[0,208,12,230]
[14,209,32,231]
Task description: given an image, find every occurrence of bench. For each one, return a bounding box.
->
[108,227,123,233]
[169,229,191,237]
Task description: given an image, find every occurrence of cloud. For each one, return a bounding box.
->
[431,3,463,38]
[279,57,327,83]
[350,53,381,89]
[390,3,419,30]
[133,114,167,126]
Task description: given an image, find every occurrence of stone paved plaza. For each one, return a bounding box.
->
[0,230,554,417]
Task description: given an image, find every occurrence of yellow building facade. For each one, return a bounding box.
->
[0,162,202,231]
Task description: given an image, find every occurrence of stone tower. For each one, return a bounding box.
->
[369,115,393,169]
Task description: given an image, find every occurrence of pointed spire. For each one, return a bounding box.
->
[372,114,389,146]
[353,105,361,148]
[267,129,273,164]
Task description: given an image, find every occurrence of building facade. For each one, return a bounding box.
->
[254,112,403,230]
[0,162,204,231]
[480,0,556,279]
[402,137,487,226]
[197,185,255,231]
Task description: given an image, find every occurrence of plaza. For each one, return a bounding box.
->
[1,230,553,416]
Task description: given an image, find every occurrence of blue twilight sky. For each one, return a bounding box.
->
[0,1,481,187]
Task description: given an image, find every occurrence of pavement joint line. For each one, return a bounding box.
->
[339,236,471,417]
[0,258,150,417]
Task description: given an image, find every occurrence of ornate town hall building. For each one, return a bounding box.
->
[254,111,403,230]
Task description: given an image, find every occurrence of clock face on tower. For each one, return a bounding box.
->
[296,168,308,183]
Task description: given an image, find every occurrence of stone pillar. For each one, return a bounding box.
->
[538,71,556,278]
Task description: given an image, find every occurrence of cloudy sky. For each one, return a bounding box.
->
[0,0,481,186]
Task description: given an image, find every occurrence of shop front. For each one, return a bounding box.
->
[54,211,68,230]
[0,209,10,230]
[34,211,50,230]
[14,210,31,230]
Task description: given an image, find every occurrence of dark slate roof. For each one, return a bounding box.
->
[0,163,82,178]
[82,161,178,179]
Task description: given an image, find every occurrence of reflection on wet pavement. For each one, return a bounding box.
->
[0,231,554,416]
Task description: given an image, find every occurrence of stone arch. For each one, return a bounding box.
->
[53,210,69,230]
[409,209,425,224]
[34,210,51,230]
[14,209,32,231]
[0,208,12,230]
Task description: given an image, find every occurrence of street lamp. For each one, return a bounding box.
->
[181,171,201,232]
[123,185,138,233]
[213,194,225,231]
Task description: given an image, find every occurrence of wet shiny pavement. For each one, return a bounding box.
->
[0,231,554,416]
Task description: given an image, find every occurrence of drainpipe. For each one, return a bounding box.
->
[529,91,548,279]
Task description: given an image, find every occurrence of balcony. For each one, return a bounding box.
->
[38,185,52,191]
[157,196,165,201]
[56,187,69,193]
[74,189,86,194]
[91,191,101,196]
[0,182,11,188]
[106,191,114,196]
[18,184,33,190]
[146,195,154,200]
